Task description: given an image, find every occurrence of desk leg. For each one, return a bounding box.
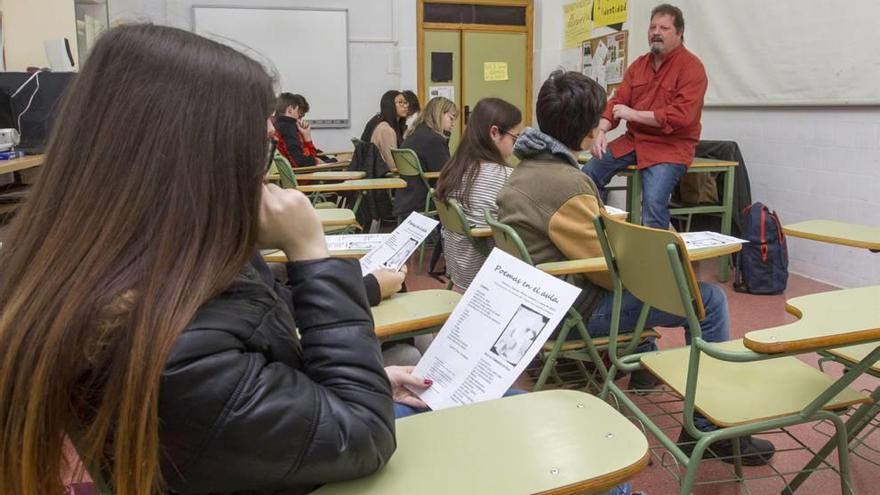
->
[629,171,642,225]
[350,191,364,215]
[718,167,735,282]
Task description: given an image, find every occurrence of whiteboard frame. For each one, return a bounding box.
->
[191,5,352,128]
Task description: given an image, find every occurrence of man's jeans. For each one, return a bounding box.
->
[583,150,687,229]
[584,282,730,431]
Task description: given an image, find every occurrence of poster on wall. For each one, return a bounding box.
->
[428,85,455,102]
[582,30,628,93]
[563,0,593,49]
[593,0,628,28]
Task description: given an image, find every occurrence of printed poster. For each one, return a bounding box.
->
[593,0,628,28]
[563,1,593,49]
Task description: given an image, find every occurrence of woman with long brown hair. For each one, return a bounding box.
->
[435,98,522,290]
[0,24,428,495]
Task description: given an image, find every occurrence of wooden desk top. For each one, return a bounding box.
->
[576,152,737,169]
[0,154,43,175]
[783,220,880,251]
[423,171,440,180]
[295,171,366,182]
[298,178,406,193]
[293,161,351,173]
[314,390,649,495]
[469,227,492,238]
[537,242,742,277]
[372,289,461,339]
[315,208,358,227]
[828,342,880,374]
[744,285,880,354]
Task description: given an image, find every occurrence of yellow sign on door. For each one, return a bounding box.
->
[564,1,592,49]
[593,0,627,28]
[483,62,509,81]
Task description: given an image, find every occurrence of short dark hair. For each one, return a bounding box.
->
[651,4,685,35]
[274,92,309,116]
[536,70,606,150]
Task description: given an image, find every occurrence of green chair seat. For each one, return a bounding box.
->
[371,289,461,341]
[828,342,880,373]
[641,339,869,428]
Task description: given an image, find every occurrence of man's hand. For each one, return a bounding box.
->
[612,104,636,122]
[590,129,608,158]
[297,119,313,142]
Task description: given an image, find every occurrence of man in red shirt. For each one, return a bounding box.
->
[583,4,708,229]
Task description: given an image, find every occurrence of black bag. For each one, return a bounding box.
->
[734,202,789,295]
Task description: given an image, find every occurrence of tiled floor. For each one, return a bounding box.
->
[407,256,879,494]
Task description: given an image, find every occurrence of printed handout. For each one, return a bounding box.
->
[680,231,748,250]
[358,212,439,275]
[409,248,581,410]
[325,234,390,252]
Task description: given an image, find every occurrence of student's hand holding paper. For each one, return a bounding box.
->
[257,183,328,261]
[385,365,431,409]
[373,265,407,300]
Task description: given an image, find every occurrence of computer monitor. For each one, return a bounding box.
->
[0,71,74,154]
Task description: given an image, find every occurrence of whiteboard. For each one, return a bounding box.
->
[193,6,350,126]
[625,0,880,106]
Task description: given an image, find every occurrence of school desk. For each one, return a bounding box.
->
[783,220,880,252]
[314,390,649,495]
[0,154,43,175]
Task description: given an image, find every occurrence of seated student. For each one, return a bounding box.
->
[0,25,432,495]
[361,90,408,170]
[273,92,324,167]
[435,97,522,290]
[395,96,457,219]
[403,89,421,128]
[496,70,775,464]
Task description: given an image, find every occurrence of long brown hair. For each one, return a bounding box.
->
[0,24,274,494]
[436,98,521,207]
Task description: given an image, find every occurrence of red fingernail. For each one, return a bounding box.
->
[424,378,433,385]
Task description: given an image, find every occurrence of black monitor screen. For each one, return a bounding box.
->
[0,72,74,154]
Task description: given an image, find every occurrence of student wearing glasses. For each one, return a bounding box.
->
[361,90,409,170]
[395,96,457,219]
[435,97,522,290]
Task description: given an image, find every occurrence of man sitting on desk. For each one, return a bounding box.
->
[583,3,707,229]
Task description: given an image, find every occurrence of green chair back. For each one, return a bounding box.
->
[484,211,533,265]
[273,152,298,189]
[433,191,470,236]
[390,148,424,179]
[595,210,704,320]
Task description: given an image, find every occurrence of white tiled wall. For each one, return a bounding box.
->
[702,108,880,288]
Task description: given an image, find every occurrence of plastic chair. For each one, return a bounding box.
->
[390,148,438,269]
[432,190,492,288]
[484,211,657,393]
[593,209,869,494]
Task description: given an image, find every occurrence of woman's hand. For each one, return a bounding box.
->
[372,265,407,300]
[385,365,431,409]
[257,183,328,261]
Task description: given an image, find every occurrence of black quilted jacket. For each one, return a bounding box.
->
[158,255,396,494]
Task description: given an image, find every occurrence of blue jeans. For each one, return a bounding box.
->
[583,150,687,229]
[585,282,730,431]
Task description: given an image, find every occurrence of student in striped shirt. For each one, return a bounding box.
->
[435,98,522,290]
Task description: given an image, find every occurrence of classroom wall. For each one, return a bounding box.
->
[701,108,880,288]
[109,0,417,152]
[2,0,79,71]
[532,3,880,288]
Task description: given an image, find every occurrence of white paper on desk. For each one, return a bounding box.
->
[325,234,390,251]
[680,231,747,250]
[603,205,627,217]
[410,248,581,410]
[358,212,439,275]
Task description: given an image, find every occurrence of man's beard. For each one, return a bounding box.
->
[650,40,663,54]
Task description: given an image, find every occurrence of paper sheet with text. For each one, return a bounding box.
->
[410,248,581,410]
[680,231,747,251]
[325,234,390,252]
[358,212,439,275]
